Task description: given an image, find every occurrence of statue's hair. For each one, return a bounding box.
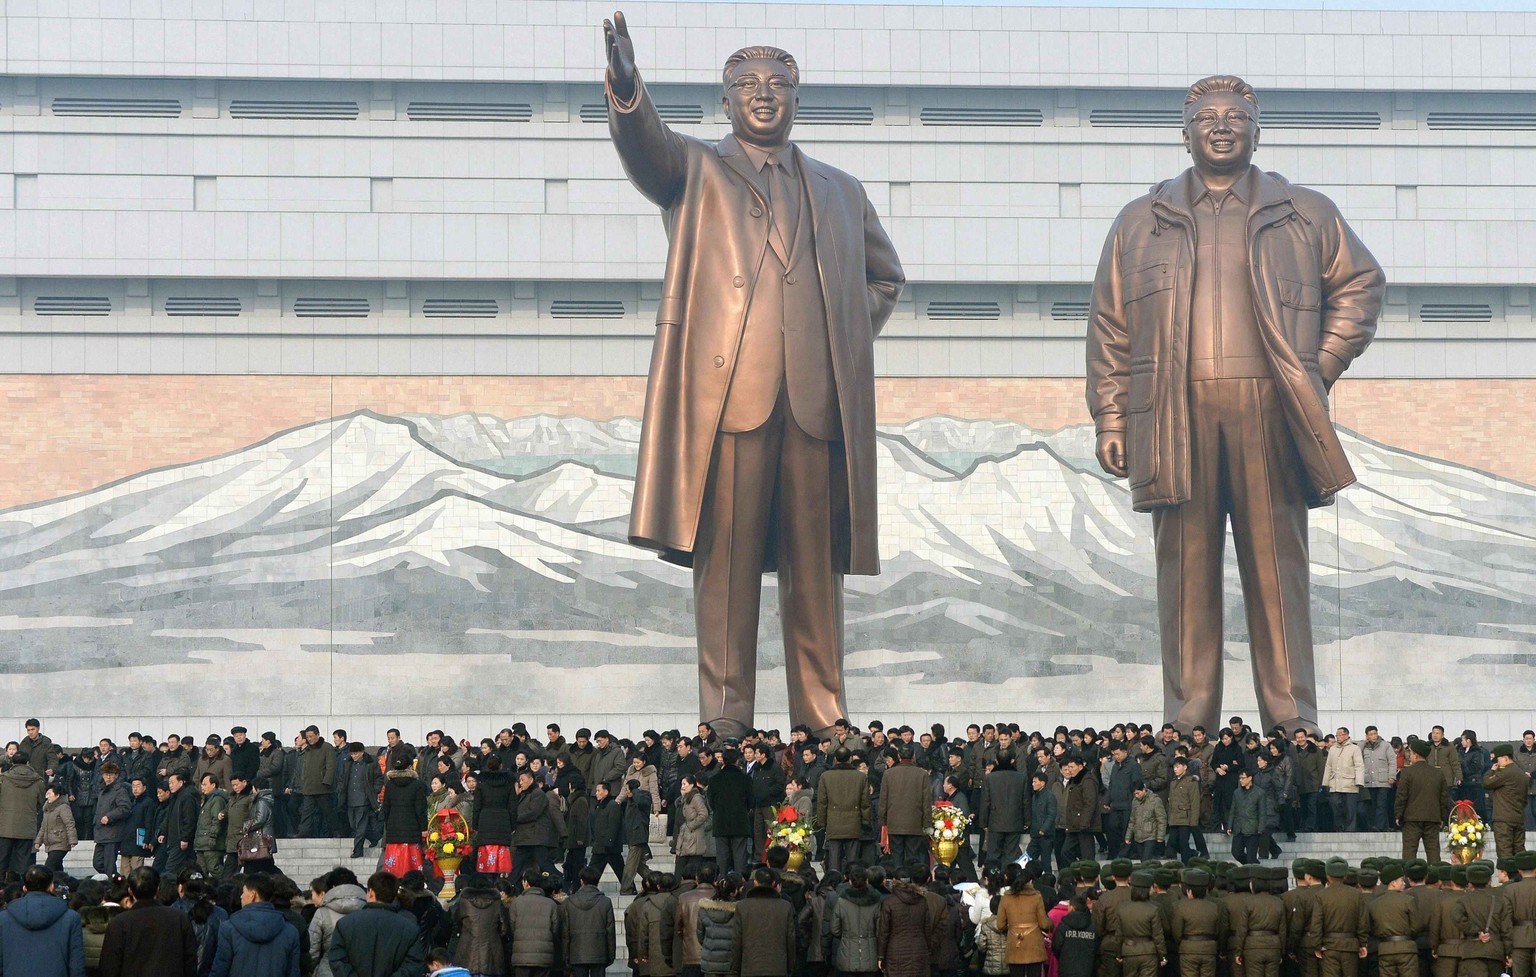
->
[723,46,799,87]
[1183,74,1260,120]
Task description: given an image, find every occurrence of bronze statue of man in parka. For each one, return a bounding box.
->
[1087,75,1385,735]
[602,12,904,738]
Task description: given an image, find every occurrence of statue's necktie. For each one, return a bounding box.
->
[766,154,798,264]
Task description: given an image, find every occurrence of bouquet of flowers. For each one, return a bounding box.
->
[424,807,473,864]
[1447,799,1486,864]
[928,800,970,842]
[769,806,815,854]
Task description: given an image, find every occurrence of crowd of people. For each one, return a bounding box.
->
[0,714,1531,976]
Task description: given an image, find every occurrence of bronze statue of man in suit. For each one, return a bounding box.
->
[1087,76,1385,735]
[602,11,904,738]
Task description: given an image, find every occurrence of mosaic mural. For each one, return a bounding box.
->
[0,377,1532,730]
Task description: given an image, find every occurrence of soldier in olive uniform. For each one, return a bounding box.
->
[1174,868,1230,977]
[1368,862,1423,977]
[1485,745,1531,859]
[1508,851,1536,977]
[1430,865,1466,977]
[1097,860,1136,977]
[1235,867,1289,977]
[1117,870,1170,977]
[1402,860,1440,977]
[1311,860,1370,977]
[1452,862,1512,977]
[1285,860,1327,977]
[1227,865,1261,977]
[1396,741,1450,863]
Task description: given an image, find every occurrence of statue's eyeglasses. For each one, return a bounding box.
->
[729,76,797,94]
[1189,109,1255,129]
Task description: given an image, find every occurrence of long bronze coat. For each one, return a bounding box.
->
[1086,166,1384,512]
[608,74,905,575]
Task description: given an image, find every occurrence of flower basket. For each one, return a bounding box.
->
[768,805,815,870]
[1447,799,1487,865]
[927,800,970,866]
[425,807,473,899]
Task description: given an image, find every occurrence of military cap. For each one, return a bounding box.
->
[1467,862,1494,885]
[1516,851,1536,872]
[1077,861,1100,882]
[1379,862,1404,883]
[1498,857,1517,875]
[1344,868,1359,886]
[1155,867,1179,888]
[1357,868,1379,888]
[1183,868,1212,887]
[1492,743,1514,759]
[1360,857,1383,871]
[1325,859,1350,879]
[1129,870,1155,887]
[1426,864,1448,884]
[1410,740,1432,758]
[1268,866,1291,882]
[1450,864,1469,885]
[1231,864,1252,881]
[1404,859,1429,882]
[1110,859,1135,878]
[1292,859,1310,879]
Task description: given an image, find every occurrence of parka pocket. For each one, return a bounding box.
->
[1127,369,1154,413]
[1279,279,1321,311]
[1125,263,1174,304]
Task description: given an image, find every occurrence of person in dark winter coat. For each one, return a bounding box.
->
[707,751,754,876]
[1027,772,1058,874]
[619,779,653,896]
[513,771,559,881]
[981,750,1030,872]
[1227,770,1274,865]
[99,867,200,977]
[562,866,617,977]
[326,873,423,977]
[878,873,939,977]
[379,762,429,879]
[507,869,563,971]
[0,866,85,977]
[92,762,135,877]
[1051,895,1097,977]
[335,744,381,860]
[696,875,739,977]
[449,872,509,977]
[625,874,678,977]
[586,783,625,885]
[472,760,516,877]
[830,864,883,975]
[159,772,199,878]
[733,869,797,977]
[207,874,301,977]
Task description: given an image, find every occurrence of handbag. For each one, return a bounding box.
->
[236,828,273,862]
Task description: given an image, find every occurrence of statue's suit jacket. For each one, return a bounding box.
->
[608,74,905,575]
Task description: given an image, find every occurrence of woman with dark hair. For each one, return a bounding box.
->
[1456,730,1491,822]
[381,754,429,877]
[474,754,515,877]
[994,862,1052,977]
[1209,729,1245,831]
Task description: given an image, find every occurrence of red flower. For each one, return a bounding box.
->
[778,808,798,823]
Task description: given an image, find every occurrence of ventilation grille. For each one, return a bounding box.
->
[293,297,371,317]
[1051,301,1091,321]
[34,296,111,316]
[406,101,532,122]
[51,97,183,117]
[423,298,500,318]
[165,296,242,316]
[926,301,1002,320]
[1418,303,1493,322]
[549,299,626,319]
[1260,110,1381,129]
[1089,108,1182,128]
[230,100,360,120]
[1427,112,1536,130]
[920,106,1043,127]
[578,103,707,124]
[797,105,875,125]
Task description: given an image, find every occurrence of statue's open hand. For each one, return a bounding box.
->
[1096,431,1128,478]
[603,11,637,90]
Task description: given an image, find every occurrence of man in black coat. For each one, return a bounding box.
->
[158,772,198,877]
[336,742,382,858]
[586,782,625,886]
[708,748,755,876]
[748,744,788,861]
[980,749,1029,872]
[227,727,260,786]
[514,770,559,882]
[328,872,425,977]
[98,867,198,977]
[618,778,653,896]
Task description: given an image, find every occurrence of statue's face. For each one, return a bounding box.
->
[723,57,798,147]
[1182,90,1259,175]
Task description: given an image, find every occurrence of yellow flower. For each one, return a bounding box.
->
[443,842,455,854]
[429,831,440,841]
